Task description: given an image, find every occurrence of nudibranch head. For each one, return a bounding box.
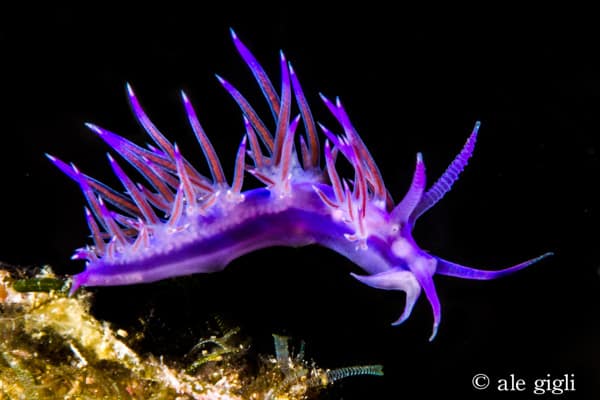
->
[48,29,552,340]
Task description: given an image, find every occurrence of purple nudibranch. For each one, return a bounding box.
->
[47,30,551,340]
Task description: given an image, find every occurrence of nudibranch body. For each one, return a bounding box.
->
[48,30,551,340]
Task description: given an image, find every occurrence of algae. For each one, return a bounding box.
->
[0,267,382,399]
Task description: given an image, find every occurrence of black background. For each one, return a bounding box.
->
[0,5,598,399]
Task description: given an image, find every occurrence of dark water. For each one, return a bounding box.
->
[0,6,598,399]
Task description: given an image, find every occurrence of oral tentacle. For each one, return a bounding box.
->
[435,252,554,280]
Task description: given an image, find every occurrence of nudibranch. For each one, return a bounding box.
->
[47,30,551,340]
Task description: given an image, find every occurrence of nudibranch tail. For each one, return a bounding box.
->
[48,30,552,339]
